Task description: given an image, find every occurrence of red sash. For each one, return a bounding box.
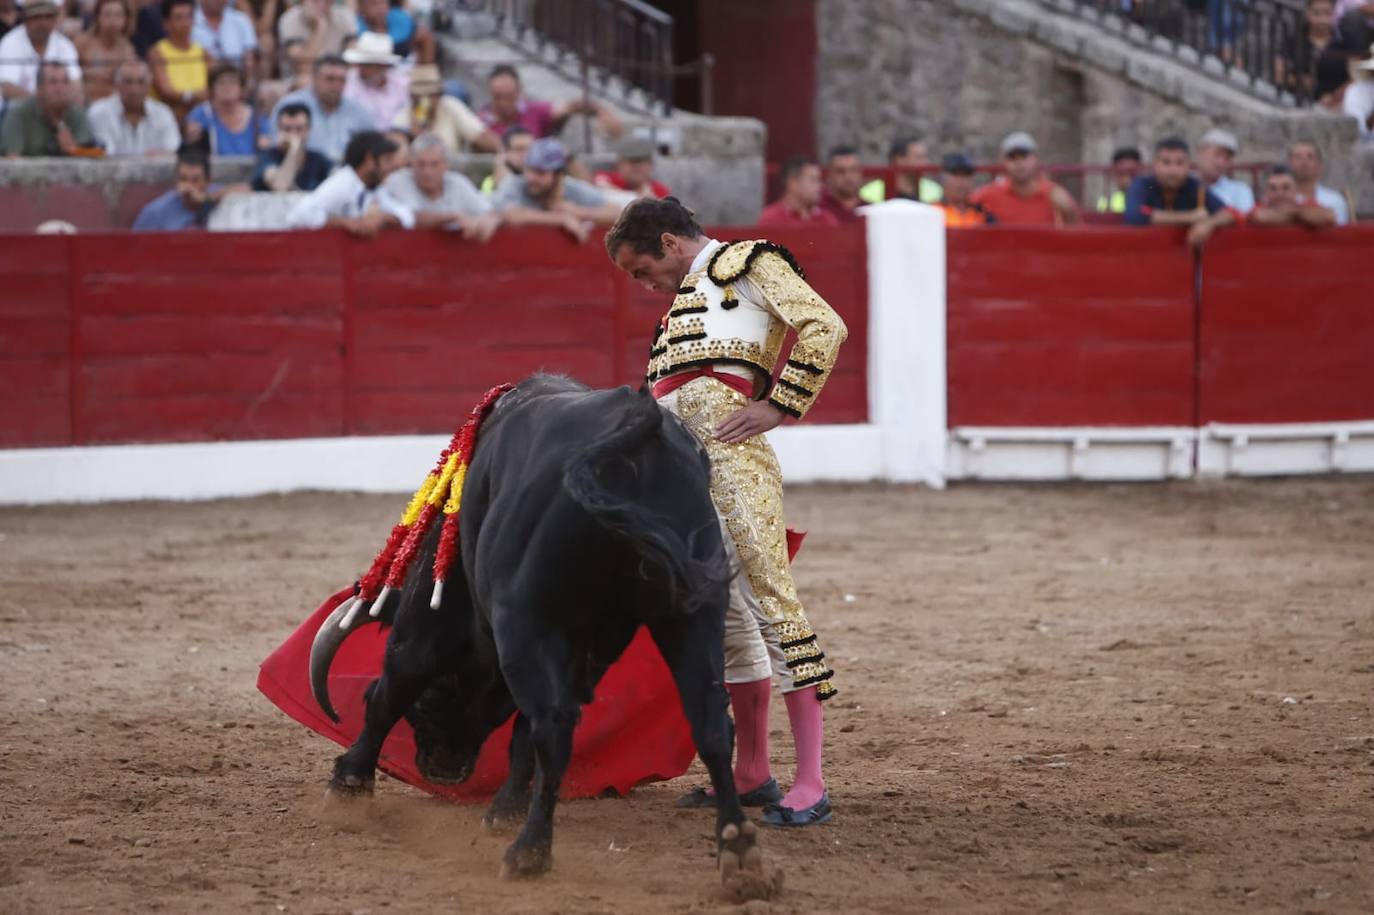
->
[651,367,754,400]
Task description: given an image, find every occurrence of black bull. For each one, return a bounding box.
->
[309,375,764,880]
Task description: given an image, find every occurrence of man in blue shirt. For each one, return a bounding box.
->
[1124,136,1237,246]
[270,55,373,161]
[253,102,333,191]
[133,146,221,231]
[192,0,257,76]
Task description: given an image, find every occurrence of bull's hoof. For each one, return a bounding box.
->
[719,820,781,903]
[482,794,530,832]
[499,841,552,880]
[325,772,375,799]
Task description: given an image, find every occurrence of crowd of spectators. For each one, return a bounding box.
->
[759,124,1355,240]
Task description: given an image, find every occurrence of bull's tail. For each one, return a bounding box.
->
[562,389,729,616]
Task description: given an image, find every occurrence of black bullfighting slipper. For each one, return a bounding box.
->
[675,777,783,809]
[760,790,833,828]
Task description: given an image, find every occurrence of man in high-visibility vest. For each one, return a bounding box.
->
[1096,146,1140,215]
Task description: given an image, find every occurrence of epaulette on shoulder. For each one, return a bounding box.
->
[706,239,807,287]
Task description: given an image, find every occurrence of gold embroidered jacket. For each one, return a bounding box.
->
[646,240,848,419]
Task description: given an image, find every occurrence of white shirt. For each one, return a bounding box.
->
[383,168,492,217]
[287,165,416,229]
[1343,80,1374,138]
[1300,185,1350,226]
[1208,175,1255,214]
[0,27,81,96]
[87,94,182,156]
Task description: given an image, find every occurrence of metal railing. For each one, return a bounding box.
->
[1070,0,1310,103]
[490,0,685,115]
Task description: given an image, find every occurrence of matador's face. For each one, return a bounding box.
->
[612,235,693,295]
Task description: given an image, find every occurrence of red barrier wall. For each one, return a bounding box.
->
[947,228,1198,427]
[1198,225,1374,424]
[0,224,868,449]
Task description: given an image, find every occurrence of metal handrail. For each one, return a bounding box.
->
[1068,0,1311,103]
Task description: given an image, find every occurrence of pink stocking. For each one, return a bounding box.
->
[780,686,826,810]
[726,678,773,793]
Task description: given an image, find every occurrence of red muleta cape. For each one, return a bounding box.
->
[257,532,805,803]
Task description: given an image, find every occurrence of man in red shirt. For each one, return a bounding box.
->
[758,156,839,226]
[593,136,670,199]
[971,131,1080,226]
[818,144,864,223]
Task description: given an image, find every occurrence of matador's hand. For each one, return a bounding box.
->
[715,401,785,444]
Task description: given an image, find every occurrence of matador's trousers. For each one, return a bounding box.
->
[656,375,836,700]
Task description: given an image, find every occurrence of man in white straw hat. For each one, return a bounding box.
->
[391,62,497,155]
[343,31,409,131]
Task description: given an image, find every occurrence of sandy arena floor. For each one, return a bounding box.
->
[2,479,1372,914]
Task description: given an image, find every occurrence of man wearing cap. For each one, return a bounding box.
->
[492,136,624,242]
[594,136,671,199]
[271,54,374,162]
[936,154,994,227]
[1124,136,1237,246]
[0,0,82,104]
[971,131,1079,226]
[391,63,497,156]
[1196,128,1255,214]
[342,32,408,130]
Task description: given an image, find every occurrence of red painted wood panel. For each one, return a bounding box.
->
[1198,226,1374,424]
[0,237,72,446]
[947,228,1197,427]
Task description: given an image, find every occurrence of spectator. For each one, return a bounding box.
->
[478,63,622,140]
[384,132,500,238]
[355,0,432,63]
[1208,0,1247,65]
[0,0,18,41]
[971,131,1079,226]
[1335,0,1373,58]
[1096,146,1140,214]
[185,63,268,154]
[1344,56,1374,137]
[480,122,531,193]
[342,31,408,130]
[88,59,180,155]
[593,136,670,199]
[1124,136,1236,245]
[192,0,258,79]
[270,54,372,161]
[1288,139,1350,223]
[75,0,136,103]
[148,0,208,128]
[0,60,95,155]
[936,153,994,227]
[757,155,838,226]
[251,101,331,191]
[391,63,497,155]
[0,0,81,103]
[132,142,229,229]
[1278,0,1349,105]
[383,126,409,166]
[492,136,622,243]
[286,128,414,235]
[1248,164,1338,227]
[1196,128,1255,213]
[819,144,865,223]
[277,0,355,62]
[240,0,276,83]
[859,136,943,205]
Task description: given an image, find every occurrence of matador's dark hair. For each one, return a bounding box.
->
[603,196,703,260]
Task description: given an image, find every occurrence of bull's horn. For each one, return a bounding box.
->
[309,595,374,723]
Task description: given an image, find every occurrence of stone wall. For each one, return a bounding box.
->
[816,0,1368,214]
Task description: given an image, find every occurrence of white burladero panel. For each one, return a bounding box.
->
[1198,421,1374,476]
[946,427,1197,481]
